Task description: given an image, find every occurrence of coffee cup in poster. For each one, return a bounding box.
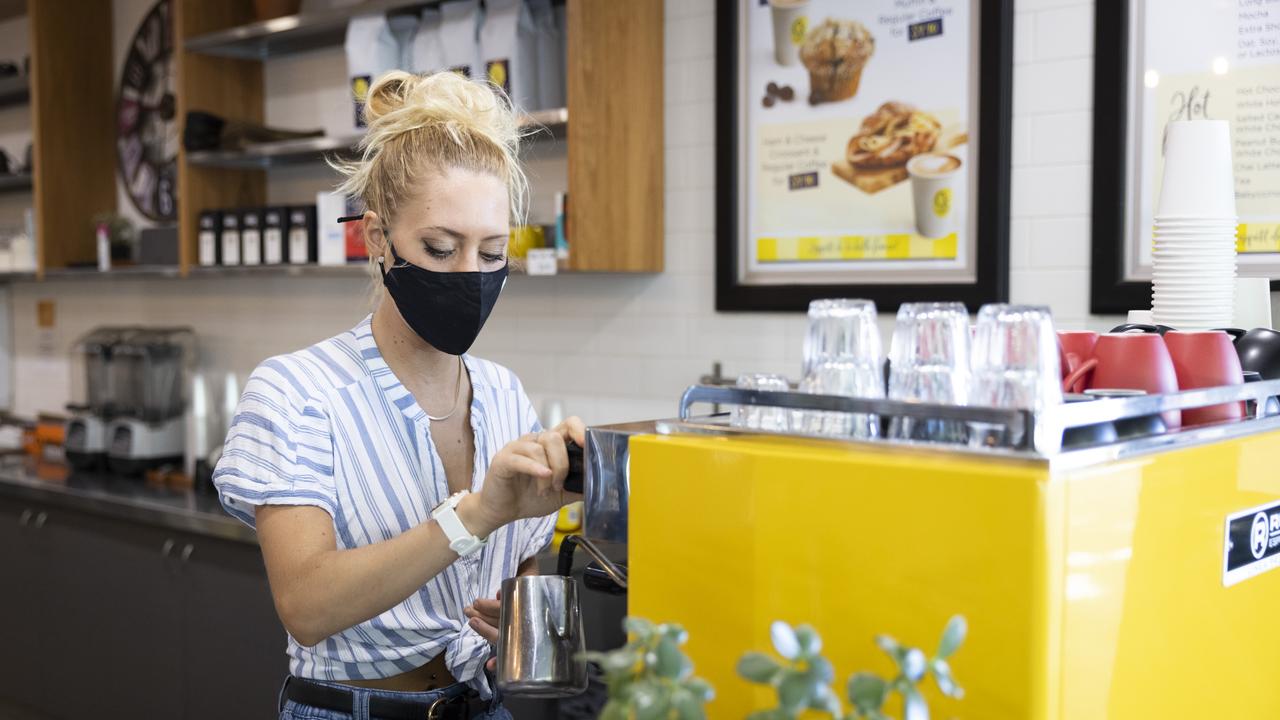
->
[769,0,808,66]
[907,152,962,239]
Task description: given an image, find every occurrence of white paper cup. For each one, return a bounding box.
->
[769,0,809,66]
[907,153,963,239]
[1156,120,1236,218]
[1127,309,1154,324]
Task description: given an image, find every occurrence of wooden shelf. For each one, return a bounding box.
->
[0,75,28,108]
[185,109,568,170]
[184,0,429,60]
[0,174,31,193]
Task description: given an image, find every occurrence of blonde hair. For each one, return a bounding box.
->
[334,70,530,232]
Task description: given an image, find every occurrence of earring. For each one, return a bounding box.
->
[377,256,384,264]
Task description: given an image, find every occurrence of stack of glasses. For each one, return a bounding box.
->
[1151,120,1238,330]
[730,300,1066,450]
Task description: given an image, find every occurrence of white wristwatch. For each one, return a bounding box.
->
[432,490,487,557]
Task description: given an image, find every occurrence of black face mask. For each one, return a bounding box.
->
[379,236,508,356]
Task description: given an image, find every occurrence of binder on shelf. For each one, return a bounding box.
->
[198,210,222,266]
[240,208,264,266]
[221,213,241,266]
[287,205,318,265]
[262,207,287,265]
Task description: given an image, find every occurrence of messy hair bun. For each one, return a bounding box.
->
[334,70,530,225]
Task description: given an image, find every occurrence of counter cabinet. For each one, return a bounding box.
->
[0,496,284,719]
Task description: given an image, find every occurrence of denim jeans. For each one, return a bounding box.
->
[278,678,512,720]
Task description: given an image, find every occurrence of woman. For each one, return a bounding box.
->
[214,70,582,720]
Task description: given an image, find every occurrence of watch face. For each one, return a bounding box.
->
[116,0,177,222]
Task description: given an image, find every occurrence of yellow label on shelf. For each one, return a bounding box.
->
[755,233,958,263]
[1237,223,1280,254]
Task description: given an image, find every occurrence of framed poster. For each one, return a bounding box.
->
[1092,0,1280,314]
[715,0,1013,313]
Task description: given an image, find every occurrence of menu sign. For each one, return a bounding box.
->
[1126,0,1280,279]
[741,0,978,287]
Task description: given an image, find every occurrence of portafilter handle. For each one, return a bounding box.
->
[556,534,627,590]
[563,440,585,494]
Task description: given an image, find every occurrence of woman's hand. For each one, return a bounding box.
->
[461,417,587,537]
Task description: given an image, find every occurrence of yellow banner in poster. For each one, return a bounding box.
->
[755,234,958,263]
[1236,223,1280,254]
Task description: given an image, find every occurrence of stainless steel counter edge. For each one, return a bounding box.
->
[0,471,257,544]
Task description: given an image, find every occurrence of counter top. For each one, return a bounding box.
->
[0,462,255,544]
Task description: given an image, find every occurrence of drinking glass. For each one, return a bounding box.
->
[731,373,791,431]
[968,304,1063,448]
[798,299,884,438]
[887,302,970,442]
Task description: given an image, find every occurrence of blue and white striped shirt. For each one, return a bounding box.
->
[213,315,555,695]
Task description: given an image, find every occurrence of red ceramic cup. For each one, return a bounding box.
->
[1163,330,1245,427]
[1062,333,1182,429]
[1058,331,1100,393]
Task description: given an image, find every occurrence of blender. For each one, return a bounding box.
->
[65,328,134,470]
[106,328,195,476]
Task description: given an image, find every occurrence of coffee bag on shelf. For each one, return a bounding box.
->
[386,10,419,70]
[440,0,481,79]
[287,206,317,265]
[345,14,399,131]
[411,7,446,75]
[531,0,563,110]
[479,0,539,109]
[221,213,241,266]
[240,208,263,266]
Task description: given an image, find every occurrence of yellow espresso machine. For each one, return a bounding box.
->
[580,382,1280,719]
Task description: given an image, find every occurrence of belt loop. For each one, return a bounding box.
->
[351,687,371,720]
[277,676,291,714]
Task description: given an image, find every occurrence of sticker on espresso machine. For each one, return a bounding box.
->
[1223,500,1280,587]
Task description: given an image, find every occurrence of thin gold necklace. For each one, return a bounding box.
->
[426,356,465,422]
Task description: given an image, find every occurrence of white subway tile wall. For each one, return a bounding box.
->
[18,0,1259,427]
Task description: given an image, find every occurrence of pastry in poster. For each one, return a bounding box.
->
[832,101,952,194]
[799,18,874,104]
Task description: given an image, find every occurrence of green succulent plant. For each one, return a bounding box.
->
[581,617,715,720]
[738,616,968,720]
[736,621,844,720]
[846,615,967,720]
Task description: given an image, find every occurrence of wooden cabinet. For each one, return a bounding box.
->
[567,0,665,272]
[0,497,285,720]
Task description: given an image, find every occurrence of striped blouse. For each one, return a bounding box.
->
[213,315,555,696]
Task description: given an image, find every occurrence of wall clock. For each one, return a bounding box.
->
[116,0,177,222]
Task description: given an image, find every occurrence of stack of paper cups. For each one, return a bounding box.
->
[1151,121,1238,330]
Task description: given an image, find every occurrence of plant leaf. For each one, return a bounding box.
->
[746,711,782,720]
[686,677,716,701]
[903,649,927,682]
[632,684,666,720]
[903,685,929,720]
[778,671,811,713]
[809,655,836,685]
[875,635,906,667]
[655,636,684,679]
[737,652,784,684]
[598,650,640,674]
[771,621,801,660]
[937,615,967,659]
[624,617,657,638]
[847,672,889,713]
[794,624,823,657]
[664,624,690,644]
[671,687,706,720]
[931,658,963,699]
[809,683,844,716]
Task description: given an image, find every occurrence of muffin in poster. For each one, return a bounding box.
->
[747,1,973,279]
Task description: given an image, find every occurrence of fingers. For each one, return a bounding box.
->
[537,430,570,492]
[510,439,555,495]
[552,416,588,447]
[486,657,496,672]
[469,615,499,644]
[471,597,502,625]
